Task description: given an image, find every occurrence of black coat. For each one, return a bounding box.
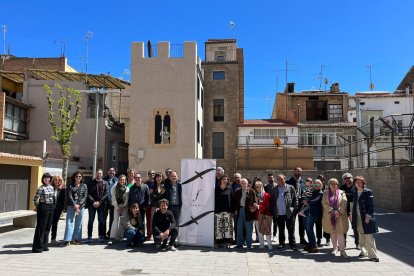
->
[164,182,182,207]
[351,188,379,234]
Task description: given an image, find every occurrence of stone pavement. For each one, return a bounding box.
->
[0,209,413,276]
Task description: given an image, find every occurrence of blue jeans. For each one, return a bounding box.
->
[304,214,318,247]
[236,208,253,247]
[88,205,106,238]
[64,206,84,242]
[124,228,145,246]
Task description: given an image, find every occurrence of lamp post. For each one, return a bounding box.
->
[78,88,121,175]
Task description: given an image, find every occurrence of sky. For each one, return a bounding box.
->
[2,0,414,119]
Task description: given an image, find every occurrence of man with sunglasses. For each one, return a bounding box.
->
[340,172,359,249]
[128,173,150,237]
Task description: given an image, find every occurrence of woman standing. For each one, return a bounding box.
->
[109,174,129,244]
[51,175,66,244]
[149,172,166,238]
[126,168,136,189]
[351,176,379,262]
[63,171,88,246]
[32,173,55,253]
[253,180,272,250]
[214,174,234,248]
[303,179,323,253]
[322,178,349,258]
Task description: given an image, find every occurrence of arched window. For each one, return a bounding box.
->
[154,112,162,144]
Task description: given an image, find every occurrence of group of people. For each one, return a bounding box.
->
[31,166,379,262]
[32,168,180,253]
[213,167,379,262]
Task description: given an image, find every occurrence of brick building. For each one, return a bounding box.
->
[202,39,244,174]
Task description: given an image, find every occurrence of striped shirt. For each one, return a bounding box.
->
[33,184,55,206]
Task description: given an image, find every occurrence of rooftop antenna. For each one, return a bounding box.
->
[84,31,93,82]
[265,95,274,118]
[274,60,298,85]
[366,63,379,91]
[2,24,6,55]
[317,64,329,90]
[54,40,66,57]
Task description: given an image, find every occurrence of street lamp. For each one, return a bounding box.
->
[78,88,121,175]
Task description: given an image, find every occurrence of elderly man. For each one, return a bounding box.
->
[270,174,298,251]
[164,171,182,224]
[233,178,257,249]
[215,167,225,187]
[286,167,307,245]
[340,172,359,249]
[231,173,242,192]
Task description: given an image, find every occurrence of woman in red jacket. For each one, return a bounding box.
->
[253,180,272,250]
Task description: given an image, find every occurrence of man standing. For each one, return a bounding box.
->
[265,173,277,241]
[286,167,307,245]
[231,173,242,192]
[87,169,109,243]
[103,167,118,239]
[128,173,150,236]
[164,171,182,224]
[215,167,225,187]
[340,172,359,249]
[270,174,298,251]
[152,199,178,251]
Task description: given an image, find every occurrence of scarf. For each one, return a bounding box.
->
[328,188,340,228]
[115,184,127,205]
[256,191,264,205]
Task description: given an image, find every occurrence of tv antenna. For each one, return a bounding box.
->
[54,40,67,57]
[84,31,93,82]
[317,64,329,90]
[1,24,6,55]
[265,95,274,118]
[273,60,299,85]
[366,63,379,91]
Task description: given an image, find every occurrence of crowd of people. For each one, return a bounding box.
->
[31,166,380,262]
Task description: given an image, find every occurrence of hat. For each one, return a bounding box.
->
[342,172,353,179]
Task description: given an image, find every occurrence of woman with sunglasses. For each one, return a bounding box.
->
[63,171,88,246]
[51,175,66,244]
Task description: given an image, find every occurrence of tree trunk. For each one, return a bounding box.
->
[62,156,69,186]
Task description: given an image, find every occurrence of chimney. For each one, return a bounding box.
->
[284,82,295,93]
[330,82,340,93]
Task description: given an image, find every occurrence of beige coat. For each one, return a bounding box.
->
[322,189,349,234]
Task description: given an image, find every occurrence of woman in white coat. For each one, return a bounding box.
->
[108,175,129,244]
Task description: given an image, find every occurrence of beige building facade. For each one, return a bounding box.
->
[128,42,203,173]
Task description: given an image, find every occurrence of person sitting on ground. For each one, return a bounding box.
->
[152,199,178,251]
[124,203,145,247]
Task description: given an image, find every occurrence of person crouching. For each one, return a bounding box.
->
[152,199,178,251]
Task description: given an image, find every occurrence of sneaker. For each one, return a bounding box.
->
[166,245,176,251]
[331,247,338,256]
[85,237,92,243]
[325,239,331,246]
[107,240,113,245]
[51,239,57,244]
[272,236,277,242]
[340,251,350,259]
[371,258,379,262]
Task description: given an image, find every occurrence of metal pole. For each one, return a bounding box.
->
[93,91,100,174]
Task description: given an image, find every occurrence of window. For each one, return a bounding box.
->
[253,129,286,139]
[4,102,27,135]
[215,51,226,61]
[329,104,343,120]
[154,112,171,144]
[212,132,224,159]
[213,71,225,80]
[213,99,224,121]
[306,101,327,121]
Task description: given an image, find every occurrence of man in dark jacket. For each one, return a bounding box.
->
[164,171,182,224]
[340,172,359,249]
[270,174,298,251]
[103,167,118,239]
[286,167,307,245]
[86,169,109,243]
[152,199,178,251]
[129,172,150,236]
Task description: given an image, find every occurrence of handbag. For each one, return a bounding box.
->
[258,213,272,235]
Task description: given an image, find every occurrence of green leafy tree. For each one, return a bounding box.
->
[44,83,82,183]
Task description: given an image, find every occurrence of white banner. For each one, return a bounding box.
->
[178,159,216,247]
